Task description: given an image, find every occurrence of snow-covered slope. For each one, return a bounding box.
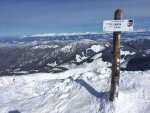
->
[0,56,150,113]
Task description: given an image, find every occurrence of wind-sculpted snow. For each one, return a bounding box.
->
[0,57,150,113]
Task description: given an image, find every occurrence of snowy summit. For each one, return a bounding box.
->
[0,52,150,113]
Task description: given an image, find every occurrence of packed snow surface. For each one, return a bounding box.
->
[0,57,150,113]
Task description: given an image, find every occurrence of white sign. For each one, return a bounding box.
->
[103,19,134,32]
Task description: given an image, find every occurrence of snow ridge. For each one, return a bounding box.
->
[0,56,150,113]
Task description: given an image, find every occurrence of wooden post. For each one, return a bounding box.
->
[110,9,122,101]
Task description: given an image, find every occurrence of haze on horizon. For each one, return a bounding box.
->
[0,0,150,37]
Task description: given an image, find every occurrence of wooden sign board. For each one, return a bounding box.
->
[103,19,134,32]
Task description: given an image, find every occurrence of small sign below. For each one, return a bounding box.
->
[103,19,134,32]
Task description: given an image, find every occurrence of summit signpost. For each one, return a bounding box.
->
[103,19,134,32]
[103,9,134,101]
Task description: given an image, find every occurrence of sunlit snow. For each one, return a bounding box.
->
[0,54,150,113]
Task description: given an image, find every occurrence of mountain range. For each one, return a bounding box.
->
[0,31,150,76]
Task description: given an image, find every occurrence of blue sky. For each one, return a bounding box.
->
[0,0,150,37]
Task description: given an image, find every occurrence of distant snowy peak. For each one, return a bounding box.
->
[30,32,102,37]
[29,29,150,37]
[133,29,150,32]
[145,28,150,32]
[20,35,28,39]
[17,30,150,42]
[31,45,59,49]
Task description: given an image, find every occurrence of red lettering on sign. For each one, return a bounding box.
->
[106,23,113,26]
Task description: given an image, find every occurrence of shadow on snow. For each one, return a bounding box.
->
[71,77,109,101]
[8,110,21,113]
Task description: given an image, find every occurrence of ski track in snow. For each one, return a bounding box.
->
[0,59,150,113]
